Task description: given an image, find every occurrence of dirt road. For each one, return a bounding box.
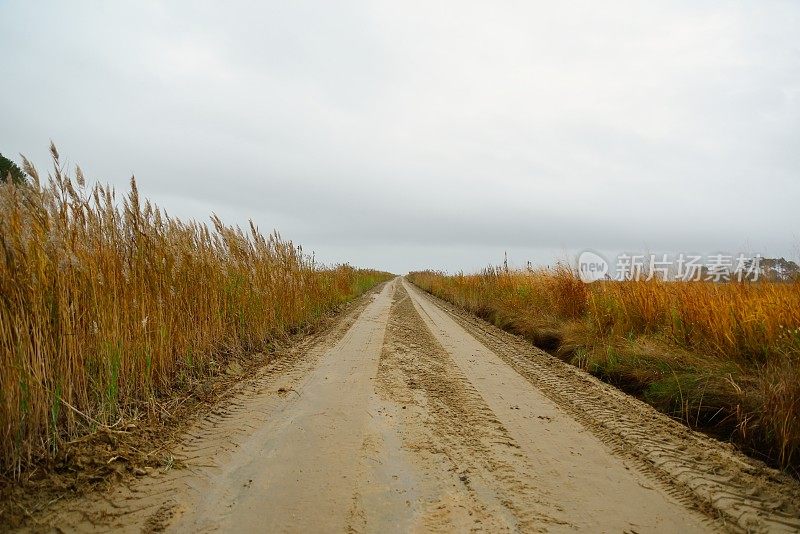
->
[36,278,800,532]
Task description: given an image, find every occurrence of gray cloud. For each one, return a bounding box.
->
[2,1,798,273]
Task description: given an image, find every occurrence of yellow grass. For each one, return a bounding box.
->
[408,267,800,473]
[0,146,391,476]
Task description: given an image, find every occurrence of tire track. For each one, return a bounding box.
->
[374,284,565,532]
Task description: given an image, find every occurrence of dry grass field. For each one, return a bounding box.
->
[408,267,800,475]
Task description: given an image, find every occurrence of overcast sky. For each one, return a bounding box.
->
[2,1,799,273]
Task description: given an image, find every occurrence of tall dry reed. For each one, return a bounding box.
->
[0,145,391,475]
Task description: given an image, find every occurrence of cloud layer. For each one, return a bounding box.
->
[2,1,798,272]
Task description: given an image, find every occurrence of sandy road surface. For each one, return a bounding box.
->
[33,278,800,533]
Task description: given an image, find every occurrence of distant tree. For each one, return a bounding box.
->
[0,153,27,185]
[759,257,800,282]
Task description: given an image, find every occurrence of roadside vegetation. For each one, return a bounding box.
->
[408,267,800,476]
[0,146,392,478]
